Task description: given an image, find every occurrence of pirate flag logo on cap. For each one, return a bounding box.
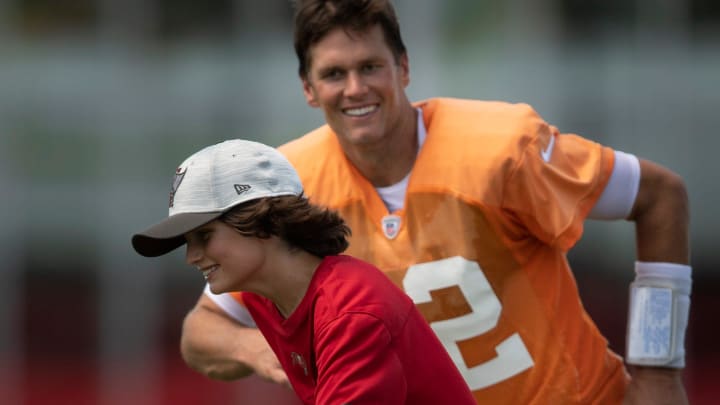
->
[169,167,187,208]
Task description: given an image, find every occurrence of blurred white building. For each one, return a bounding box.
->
[0,1,718,404]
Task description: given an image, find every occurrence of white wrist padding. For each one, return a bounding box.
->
[626,261,691,368]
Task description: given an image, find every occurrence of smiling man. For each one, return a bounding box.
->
[178,1,692,404]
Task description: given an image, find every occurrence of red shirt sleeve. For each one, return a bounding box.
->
[313,312,406,404]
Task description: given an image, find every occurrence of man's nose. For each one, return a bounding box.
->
[344,71,368,97]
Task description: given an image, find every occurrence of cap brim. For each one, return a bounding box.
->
[131,212,222,257]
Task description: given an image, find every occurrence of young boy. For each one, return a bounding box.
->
[131,139,474,405]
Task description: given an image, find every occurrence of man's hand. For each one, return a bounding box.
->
[243,328,290,388]
[180,293,289,388]
[623,366,688,405]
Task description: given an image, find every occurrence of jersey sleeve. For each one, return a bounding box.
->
[502,121,615,251]
[313,313,406,405]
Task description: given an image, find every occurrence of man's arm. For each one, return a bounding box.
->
[623,159,690,405]
[180,293,290,387]
[630,160,689,264]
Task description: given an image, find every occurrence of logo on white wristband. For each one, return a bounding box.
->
[625,261,691,368]
[627,286,674,364]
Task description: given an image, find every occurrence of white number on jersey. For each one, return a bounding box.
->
[403,256,534,390]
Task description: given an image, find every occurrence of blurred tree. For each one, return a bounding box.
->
[13,0,98,37]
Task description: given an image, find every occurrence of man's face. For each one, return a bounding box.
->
[301,25,410,147]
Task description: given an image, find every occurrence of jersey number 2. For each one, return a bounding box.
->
[403,256,534,390]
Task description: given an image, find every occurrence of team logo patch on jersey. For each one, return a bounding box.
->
[290,352,308,376]
[169,167,187,207]
[381,215,401,239]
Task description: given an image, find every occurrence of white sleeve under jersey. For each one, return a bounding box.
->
[588,150,640,220]
[203,284,256,327]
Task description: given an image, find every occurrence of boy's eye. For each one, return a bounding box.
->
[186,230,211,244]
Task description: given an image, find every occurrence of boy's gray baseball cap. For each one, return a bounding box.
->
[131,139,303,257]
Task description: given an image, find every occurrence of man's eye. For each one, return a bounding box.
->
[322,69,343,80]
[362,64,379,73]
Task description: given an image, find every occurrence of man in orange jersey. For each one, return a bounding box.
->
[179,1,691,404]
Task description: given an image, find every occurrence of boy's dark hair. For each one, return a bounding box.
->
[219,194,350,257]
[293,0,407,78]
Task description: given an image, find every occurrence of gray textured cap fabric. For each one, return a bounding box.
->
[131,139,303,257]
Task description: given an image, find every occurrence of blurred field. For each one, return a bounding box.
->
[1,1,719,404]
[10,267,720,405]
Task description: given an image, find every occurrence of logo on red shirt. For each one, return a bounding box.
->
[290,352,308,376]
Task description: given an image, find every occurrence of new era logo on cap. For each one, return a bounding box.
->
[234,184,252,194]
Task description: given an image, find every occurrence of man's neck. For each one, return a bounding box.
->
[344,105,419,187]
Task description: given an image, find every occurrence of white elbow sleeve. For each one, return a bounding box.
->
[589,151,640,220]
[626,261,692,368]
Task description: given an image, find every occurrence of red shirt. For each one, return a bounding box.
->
[242,255,475,405]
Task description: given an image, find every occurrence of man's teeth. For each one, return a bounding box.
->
[345,105,376,116]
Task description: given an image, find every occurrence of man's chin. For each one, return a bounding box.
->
[342,128,386,146]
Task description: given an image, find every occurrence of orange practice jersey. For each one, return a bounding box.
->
[236,98,629,403]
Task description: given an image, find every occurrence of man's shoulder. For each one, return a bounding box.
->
[275,126,356,205]
[277,125,340,174]
[418,97,539,119]
[417,97,547,151]
[278,125,336,157]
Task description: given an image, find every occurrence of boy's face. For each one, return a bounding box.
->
[301,24,410,149]
[184,220,266,294]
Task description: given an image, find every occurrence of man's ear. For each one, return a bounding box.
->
[399,53,410,88]
[301,77,320,108]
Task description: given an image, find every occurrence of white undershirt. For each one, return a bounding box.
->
[375,108,426,212]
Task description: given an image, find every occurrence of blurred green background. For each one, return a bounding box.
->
[1,0,718,404]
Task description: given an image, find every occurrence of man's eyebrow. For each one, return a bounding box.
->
[317,56,382,71]
[317,65,342,74]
